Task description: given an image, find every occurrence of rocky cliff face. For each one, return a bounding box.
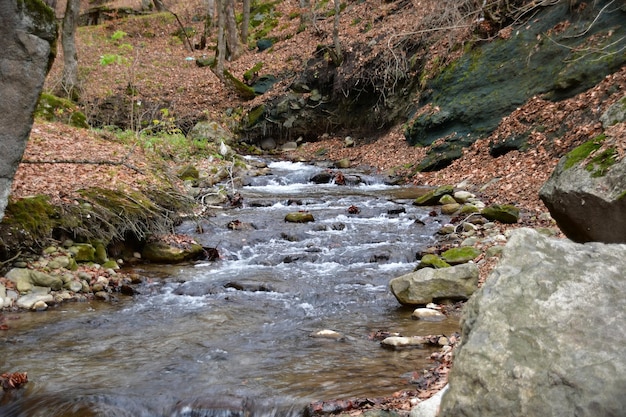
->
[0,0,57,221]
[440,228,626,416]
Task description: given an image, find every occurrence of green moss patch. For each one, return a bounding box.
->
[36,93,89,128]
[563,135,605,170]
[585,147,617,178]
[441,246,480,265]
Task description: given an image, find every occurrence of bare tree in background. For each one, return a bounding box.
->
[332,0,342,65]
[241,0,251,44]
[299,0,311,26]
[60,0,81,99]
[224,0,242,59]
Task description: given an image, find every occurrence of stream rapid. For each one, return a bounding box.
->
[0,160,459,417]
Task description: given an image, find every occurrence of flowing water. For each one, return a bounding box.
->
[0,160,459,416]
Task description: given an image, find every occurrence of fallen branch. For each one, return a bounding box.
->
[20,159,144,174]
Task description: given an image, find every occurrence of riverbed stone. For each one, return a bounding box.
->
[284,212,315,223]
[416,254,450,269]
[380,336,428,348]
[440,247,480,265]
[141,242,204,263]
[480,204,520,224]
[16,293,54,310]
[439,228,626,417]
[69,243,96,262]
[440,203,460,215]
[389,263,479,306]
[6,268,33,293]
[412,308,445,321]
[413,185,454,206]
[29,270,63,290]
[438,194,456,205]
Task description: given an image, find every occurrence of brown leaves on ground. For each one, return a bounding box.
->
[0,372,28,390]
[11,121,163,204]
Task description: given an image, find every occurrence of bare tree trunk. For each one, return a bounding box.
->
[241,0,251,44]
[224,0,242,60]
[214,0,226,80]
[61,0,81,100]
[332,0,343,65]
[299,0,311,27]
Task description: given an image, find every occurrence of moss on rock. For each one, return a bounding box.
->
[36,93,89,128]
[441,246,481,265]
[413,185,454,206]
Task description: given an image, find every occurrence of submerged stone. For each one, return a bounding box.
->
[284,212,315,223]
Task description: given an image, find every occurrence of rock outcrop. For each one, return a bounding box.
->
[440,228,626,417]
[539,111,626,243]
[0,1,57,221]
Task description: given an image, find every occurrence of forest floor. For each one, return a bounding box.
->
[7,0,626,412]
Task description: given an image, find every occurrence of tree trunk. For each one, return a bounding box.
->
[241,0,250,43]
[299,0,311,27]
[214,0,226,80]
[61,0,81,100]
[332,0,343,65]
[224,0,242,60]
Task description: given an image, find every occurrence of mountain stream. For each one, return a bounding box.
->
[0,160,459,416]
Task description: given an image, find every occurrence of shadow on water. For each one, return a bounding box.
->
[0,160,459,416]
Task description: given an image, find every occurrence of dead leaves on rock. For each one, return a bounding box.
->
[0,372,28,390]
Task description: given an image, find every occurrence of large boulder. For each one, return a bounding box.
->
[539,135,626,243]
[0,1,57,221]
[389,263,479,306]
[440,228,626,417]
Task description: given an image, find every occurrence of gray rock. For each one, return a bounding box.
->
[600,95,626,128]
[539,140,626,243]
[16,293,54,310]
[260,137,276,150]
[440,228,626,417]
[412,308,446,321]
[410,385,448,417]
[389,263,479,306]
[188,121,235,146]
[480,204,520,224]
[29,270,63,290]
[0,2,57,221]
[141,242,204,263]
[281,141,298,151]
[5,268,33,293]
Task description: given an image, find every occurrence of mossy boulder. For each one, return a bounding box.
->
[390,263,479,306]
[413,185,454,206]
[177,164,200,181]
[36,93,89,128]
[441,203,461,215]
[69,243,96,262]
[284,212,315,223]
[481,204,520,224]
[540,138,626,243]
[439,194,456,205]
[6,268,62,292]
[142,241,204,263]
[441,246,481,265]
[417,254,451,269]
